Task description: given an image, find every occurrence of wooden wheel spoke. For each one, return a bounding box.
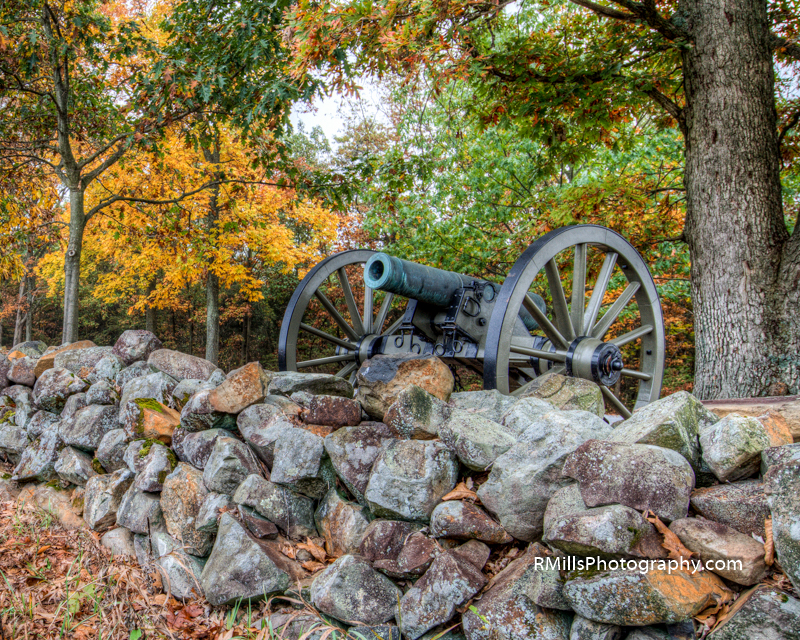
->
[300,323,357,351]
[524,294,569,349]
[571,243,587,336]
[584,252,617,334]
[336,362,358,378]
[381,316,404,337]
[590,282,640,339]
[364,286,374,334]
[337,267,366,336]
[314,290,360,342]
[297,353,356,369]
[610,324,653,347]
[600,385,632,419]
[509,343,567,363]
[544,258,575,341]
[621,368,652,381]
[374,292,394,333]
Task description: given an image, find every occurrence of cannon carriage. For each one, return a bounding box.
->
[278,225,665,417]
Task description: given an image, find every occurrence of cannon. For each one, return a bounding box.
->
[278,225,665,417]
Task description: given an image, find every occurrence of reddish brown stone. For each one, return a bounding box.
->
[374,531,438,578]
[304,395,361,428]
[238,505,279,539]
[207,362,268,414]
[359,519,423,563]
[430,500,514,544]
[34,340,96,378]
[690,480,770,538]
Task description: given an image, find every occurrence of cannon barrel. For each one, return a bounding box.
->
[364,253,545,331]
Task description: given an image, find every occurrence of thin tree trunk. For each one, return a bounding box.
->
[206,273,220,365]
[62,189,86,344]
[682,0,797,398]
[13,279,25,347]
[25,273,33,342]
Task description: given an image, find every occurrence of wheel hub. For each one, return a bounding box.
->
[565,337,624,386]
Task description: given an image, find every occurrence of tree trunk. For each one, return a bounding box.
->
[13,279,25,347]
[62,189,86,344]
[681,0,798,399]
[25,273,33,342]
[206,273,220,365]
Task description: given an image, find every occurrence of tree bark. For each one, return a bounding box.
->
[61,189,86,344]
[13,279,25,347]
[206,273,220,365]
[680,0,798,398]
[25,273,33,342]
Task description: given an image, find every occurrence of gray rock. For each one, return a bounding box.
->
[543,484,662,559]
[268,372,355,399]
[0,355,9,392]
[59,404,119,451]
[670,517,767,585]
[0,477,20,502]
[200,513,291,606]
[270,427,332,498]
[315,488,371,557]
[25,410,59,438]
[610,391,715,472]
[113,330,163,365]
[54,346,113,374]
[172,428,228,470]
[398,550,487,639]
[95,429,129,473]
[161,463,215,556]
[324,422,395,504]
[430,500,513,544]
[764,458,800,592]
[359,519,425,563]
[101,527,137,557]
[519,372,604,416]
[33,367,89,413]
[116,484,164,534]
[86,380,119,406]
[202,436,262,495]
[171,379,214,408]
[4,385,35,430]
[11,340,46,357]
[496,397,556,439]
[461,545,573,640]
[123,439,148,474]
[350,627,401,640]
[384,385,452,439]
[60,392,87,420]
[13,429,64,481]
[563,440,695,523]
[761,442,800,475]
[83,468,134,530]
[179,388,237,432]
[311,554,402,626]
[237,404,292,468]
[148,349,220,382]
[118,372,178,429]
[438,409,516,471]
[135,443,177,492]
[158,550,206,600]
[8,356,37,386]
[0,423,28,462]
[88,353,126,385]
[54,446,97,486]
[263,394,304,419]
[708,586,800,640]
[569,616,623,640]
[115,361,159,388]
[365,440,459,522]
[233,474,317,539]
[690,480,770,538]
[195,492,233,533]
[477,414,611,541]
[448,389,517,423]
[700,413,792,482]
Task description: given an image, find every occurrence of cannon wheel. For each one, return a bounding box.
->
[278,250,403,383]
[483,225,665,418]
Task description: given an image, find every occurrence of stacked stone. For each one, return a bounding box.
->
[0,334,798,640]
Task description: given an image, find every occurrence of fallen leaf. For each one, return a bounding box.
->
[441,481,478,502]
[301,560,326,573]
[764,517,774,566]
[297,538,326,563]
[643,510,696,563]
[280,543,296,559]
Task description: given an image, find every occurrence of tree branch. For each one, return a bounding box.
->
[771,34,800,61]
[644,87,686,136]
[569,0,690,41]
[568,0,638,22]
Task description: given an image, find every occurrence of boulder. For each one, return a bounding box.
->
[115,361,159,388]
[519,372,604,417]
[359,519,424,563]
[237,404,293,468]
[171,378,215,408]
[54,446,97,486]
[33,367,89,413]
[670,517,767,585]
[112,330,163,365]
[356,354,453,420]
[101,527,137,557]
[700,413,792,481]
[374,531,438,579]
[268,372,355,399]
[563,564,730,625]
[25,410,59,438]
[195,492,233,533]
[86,380,119,406]
[13,429,64,481]
[461,545,573,640]
[118,372,178,430]
[232,474,317,539]
[324,422,396,504]
[310,554,402,626]
[365,440,459,522]
[0,423,29,462]
[384,385,452,439]
[200,513,292,606]
[10,340,47,358]
[764,458,800,592]
[116,484,165,534]
[172,428,228,470]
[94,429,129,473]
[448,389,517,423]
[83,468,134,530]
[27,484,85,530]
[305,394,362,429]
[148,348,220,382]
[314,489,371,557]
[54,346,112,375]
[60,392,88,420]
[202,436,262,495]
[543,484,664,559]
[761,442,800,474]
[690,480,769,538]
[563,440,695,523]
[123,439,149,474]
[158,551,206,600]
[702,394,800,442]
[179,388,237,432]
[438,409,517,471]
[135,442,177,492]
[270,427,332,498]
[33,340,95,378]
[0,355,9,391]
[569,617,623,640]
[161,463,215,556]
[398,550,487,639]
[8,356,37,386]
[708,585,800,640]
[430,500,513,544]
[206,362,270,414]
[87,353,126,385]
[0,477,20,503]
[59,404,119,451]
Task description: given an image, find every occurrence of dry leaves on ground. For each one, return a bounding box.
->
[643,510,696,563]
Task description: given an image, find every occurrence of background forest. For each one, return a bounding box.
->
[2,0,800,397]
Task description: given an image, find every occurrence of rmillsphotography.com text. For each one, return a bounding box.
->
[535,556,744,575]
